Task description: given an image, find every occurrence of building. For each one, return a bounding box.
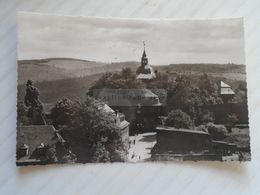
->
[154,126,212,154]
[219,81,235,102]
[136,42,156,81]
[94,88,161,107]
[93,88,162,133]
[16,125,74,166]
[152,126,239,161]
[99,104,130,148]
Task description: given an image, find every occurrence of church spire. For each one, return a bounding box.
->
[141,41,148,66]
[142,41,146,58]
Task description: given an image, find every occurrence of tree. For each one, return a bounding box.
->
[17,101,33,126]
[121,67,135,79]
[88,69,144,97]
[57,96,127,163]
[198,73,216,95]
[167,78,203,121]
[165,109,193,129]
[226,113,239,132]
[206,123,227,140]
[50,97,80,128]
[196,109,215,125]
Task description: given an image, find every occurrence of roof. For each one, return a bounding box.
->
[142,50,147,58]
[17,125,61,163]
[118,120,130,129]
[220,88,235,95]
[156,126,210,135]
[220,87,235,95]
[212,140,236,146]
[220,81,235,95]
[142,88,158,98]
[95,88,160,106]
[98,104,130,129]
[220,81,231,88]
[136,65,156,80]
[137,73,154,80]
[100,104,115,114]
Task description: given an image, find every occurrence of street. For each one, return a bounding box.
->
[128,132,157,162]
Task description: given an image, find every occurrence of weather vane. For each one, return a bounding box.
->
[143,41,145,50]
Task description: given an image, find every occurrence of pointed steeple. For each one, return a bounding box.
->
[142,50,146,58]
[141,41,148,66]
[142,41,146,58]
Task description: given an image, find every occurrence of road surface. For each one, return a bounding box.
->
[128,132,157,162]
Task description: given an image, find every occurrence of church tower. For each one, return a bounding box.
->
[141,42,148,67]
[136,42,156,79]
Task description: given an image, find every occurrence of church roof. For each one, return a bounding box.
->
[142,50,147,58]
[137,73,154,80]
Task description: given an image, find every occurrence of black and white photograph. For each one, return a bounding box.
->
[17,13,250,165]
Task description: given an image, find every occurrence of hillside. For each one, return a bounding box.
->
[167,63,245,73]
[18,58,246,84]
[158,63,246,81]
[18,58,139,84]
[18,58,247,104]
[18,73,103,104]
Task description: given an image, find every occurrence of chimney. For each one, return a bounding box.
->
[36,143,46,155]
[18,144,29,157]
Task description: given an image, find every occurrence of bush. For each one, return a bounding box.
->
[196,109,215,125]
[206,123,227,140]
[227,113,238,126]
[226,113,239,132]
[165,109,193,129]
[195,125,208,133]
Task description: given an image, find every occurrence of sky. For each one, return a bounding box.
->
[18,13,245,65]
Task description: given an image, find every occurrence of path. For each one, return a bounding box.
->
[128,132,157,162]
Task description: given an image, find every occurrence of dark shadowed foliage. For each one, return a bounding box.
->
[165,109,193,129]
[206,122,227,140]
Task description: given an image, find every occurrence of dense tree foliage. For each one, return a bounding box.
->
[166,74,223,124]
[196,109,215,125]
[88,68,144,96]
[17,101,34,126]
[206,122,227,140]
[50,97,79,127]
[226,113,239,132]
[53,96,126,163]
[165,109,194,129]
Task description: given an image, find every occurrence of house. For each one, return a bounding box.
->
[16,125,74,166]
[99,104,130,148]
[219,81,235,102]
